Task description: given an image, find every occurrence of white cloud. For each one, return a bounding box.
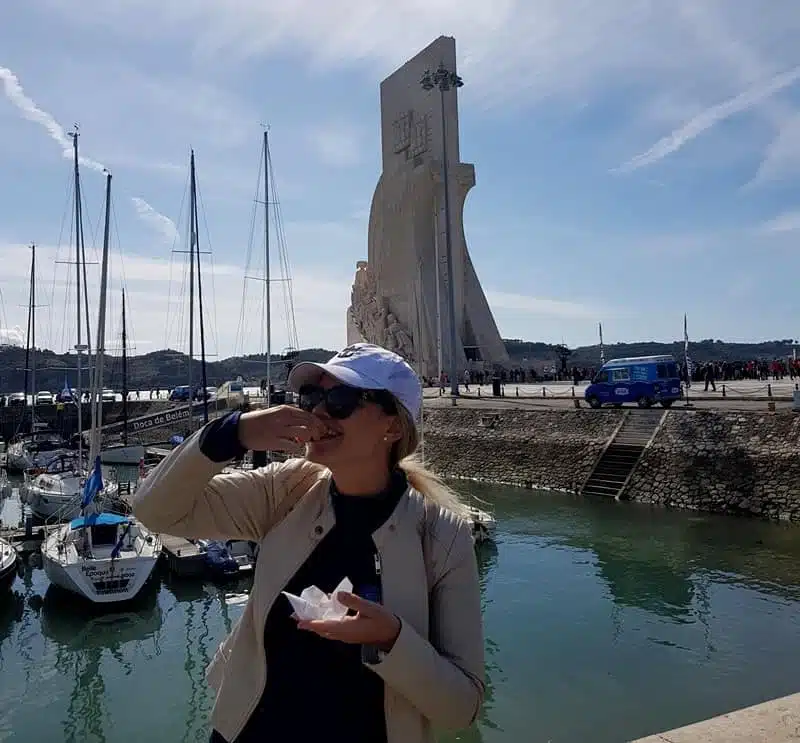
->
[749,114,800,186]
[35,1,799,106]
[0,326,25,346]
[306,120,362,168]
[761,210,800,234]
[485,290,607,320]
[616,64,800,172]
[0,65,107,173]
[131,197,180,245]
[0,240,351,357]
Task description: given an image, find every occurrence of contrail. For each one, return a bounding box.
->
[1,65,182,244]
[131,197,179,244]
[616,64,800,173]
[0,65,107,173]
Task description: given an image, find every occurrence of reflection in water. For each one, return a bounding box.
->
[1,478,799,743]
[38,580,163,743]
[161,573,254,743]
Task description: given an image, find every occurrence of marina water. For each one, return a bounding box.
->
[2,476,799,742]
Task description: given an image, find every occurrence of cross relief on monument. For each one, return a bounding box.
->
[391,110,431,161]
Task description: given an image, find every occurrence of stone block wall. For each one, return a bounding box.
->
[624,410,800,521]
[421,408,624,491]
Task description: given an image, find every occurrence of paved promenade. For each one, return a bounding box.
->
[630,691,800,742]
[423,378,799,412]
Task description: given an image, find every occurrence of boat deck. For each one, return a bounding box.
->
[160,534,206,577]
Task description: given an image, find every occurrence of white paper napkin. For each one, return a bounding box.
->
[282,577,353,621]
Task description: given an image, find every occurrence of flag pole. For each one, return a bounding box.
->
[683,313,692,408]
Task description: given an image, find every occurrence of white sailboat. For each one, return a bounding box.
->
[23,135,118,520]
[0,537,18,592]
[41,167,161,604]
[6,246,69,473]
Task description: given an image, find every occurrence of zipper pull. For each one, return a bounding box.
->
[373,552,382,576]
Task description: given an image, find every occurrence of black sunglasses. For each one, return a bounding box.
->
[297,384,397,420]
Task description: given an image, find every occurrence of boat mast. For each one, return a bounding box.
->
[71,129,84,464]
[30,245,37,426]
[188,150,195,414]
[121,290,128,445]
[90,171,112,461]
[193,158,209,425]
[22,245,35,420]
[264,129,272,410]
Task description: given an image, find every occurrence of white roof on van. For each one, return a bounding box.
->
[604,355,676,366]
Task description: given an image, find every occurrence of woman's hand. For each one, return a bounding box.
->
[296,592,401,652]
[237,405,326,455]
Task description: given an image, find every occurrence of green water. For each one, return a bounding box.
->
[1,481,800,743]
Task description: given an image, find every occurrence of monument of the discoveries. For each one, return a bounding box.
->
[346,36,509,380]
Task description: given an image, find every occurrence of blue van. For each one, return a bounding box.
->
[584,355,682,409]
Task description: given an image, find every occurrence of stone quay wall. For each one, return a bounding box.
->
[421,408,624,491]
[421,407,800,522]
[624,410,800,521]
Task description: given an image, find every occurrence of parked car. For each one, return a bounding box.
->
[35,391,54,405]
[101,389,116,403]
[584,355,682,409]
[8,392,26,407]
[169,385,192,402]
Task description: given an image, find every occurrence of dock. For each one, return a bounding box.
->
[1,524,45,555]
[160,534,206,577]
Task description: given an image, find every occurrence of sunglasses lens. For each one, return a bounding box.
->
[324,386,362,419]
[298,385,323,412]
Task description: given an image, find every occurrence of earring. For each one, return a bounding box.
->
[383,436,388,441]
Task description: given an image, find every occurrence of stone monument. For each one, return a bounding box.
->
[346,35,509,380]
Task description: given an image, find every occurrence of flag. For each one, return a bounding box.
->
[599,322,605,365]
[61,376,72,401]
[81,456,104,508]
[683,314,692,387]
[110,522,132,559]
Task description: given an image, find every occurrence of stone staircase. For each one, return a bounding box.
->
[581,410,666,498]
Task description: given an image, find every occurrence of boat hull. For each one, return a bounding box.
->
[24,478,120,522]
[100,444,145,466]
[42,528,161,604]
[5,445,68,474]
[0,540,18,592]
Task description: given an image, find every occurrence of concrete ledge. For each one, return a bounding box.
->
[630,693,800,742]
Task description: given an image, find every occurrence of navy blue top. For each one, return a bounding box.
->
[203,413,403,743]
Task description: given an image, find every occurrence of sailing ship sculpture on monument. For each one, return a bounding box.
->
[347,36,509,381]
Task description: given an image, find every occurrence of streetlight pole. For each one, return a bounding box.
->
[422,63,463,397]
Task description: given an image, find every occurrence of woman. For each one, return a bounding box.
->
[133,343,484,743]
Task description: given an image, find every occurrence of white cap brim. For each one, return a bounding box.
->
[287,361,387,394]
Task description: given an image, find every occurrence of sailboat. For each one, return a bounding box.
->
[23,134,119,521]
[41,170,162,604]
[197,131,301,577]
[6,245,69,473]
[0,537,18,592]
[100,292,145,465]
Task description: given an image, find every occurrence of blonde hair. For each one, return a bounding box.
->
[390,404,470,520]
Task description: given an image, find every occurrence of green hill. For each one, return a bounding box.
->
[0,338,795,393]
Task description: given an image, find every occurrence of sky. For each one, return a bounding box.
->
[1,1,799,360]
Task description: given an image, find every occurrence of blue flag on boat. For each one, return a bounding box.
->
[81,456,104,508]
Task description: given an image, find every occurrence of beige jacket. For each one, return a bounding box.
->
[132,431,485,743]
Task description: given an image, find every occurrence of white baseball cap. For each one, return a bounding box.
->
[287,343,422,419]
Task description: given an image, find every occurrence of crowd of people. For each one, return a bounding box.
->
[422,356,800,392]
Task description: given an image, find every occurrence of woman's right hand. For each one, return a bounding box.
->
[237,405,326,454]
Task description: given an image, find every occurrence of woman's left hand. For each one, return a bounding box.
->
[296,592,401,652]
